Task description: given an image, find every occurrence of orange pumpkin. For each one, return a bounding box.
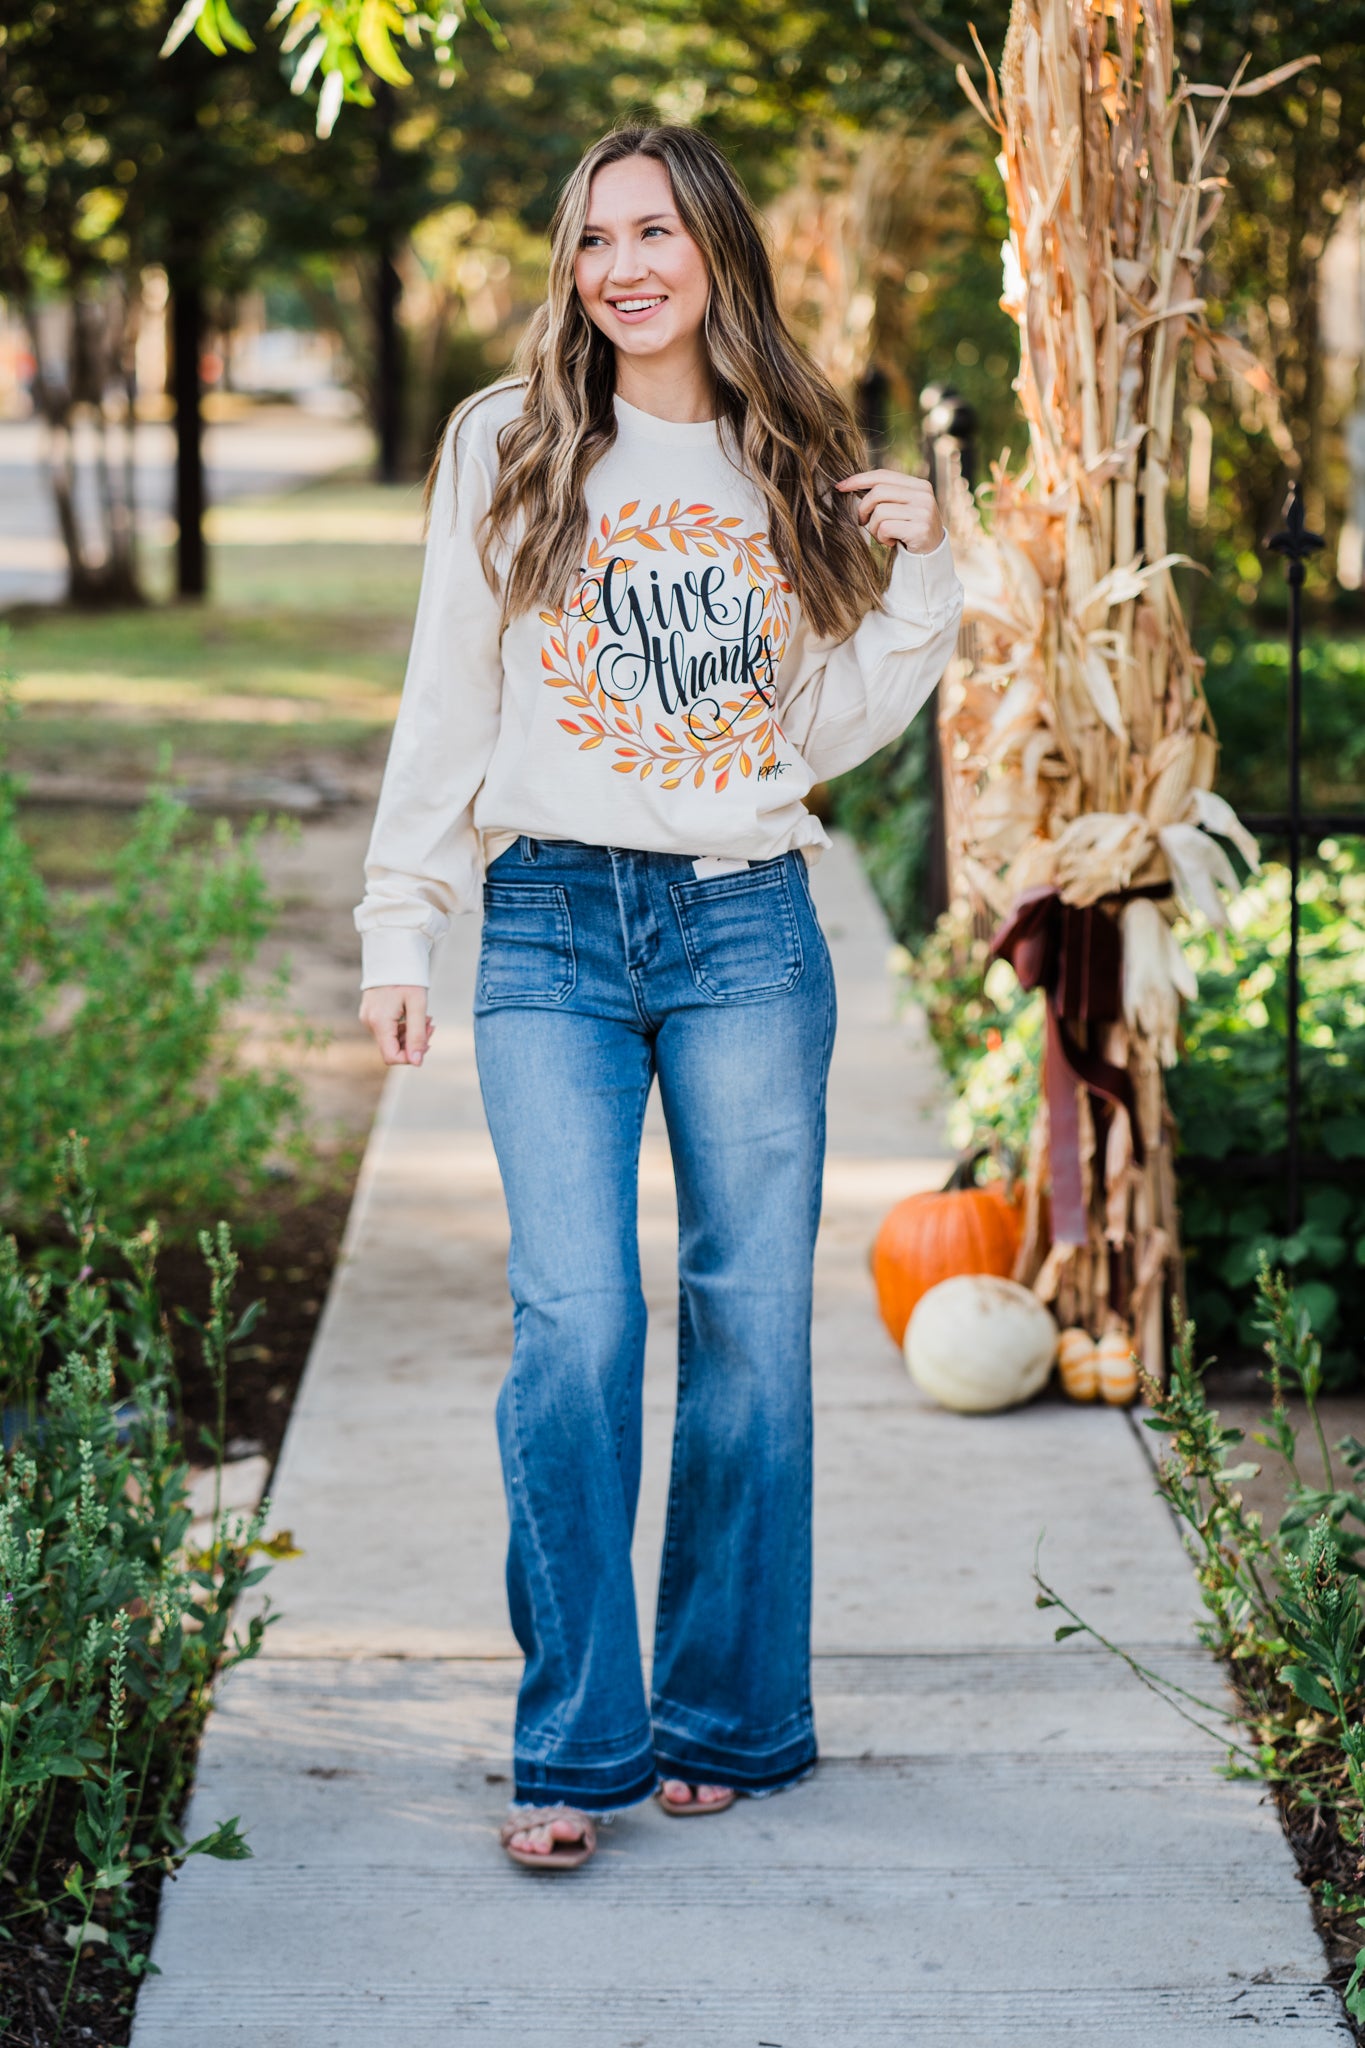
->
[872,1155,1023,1346]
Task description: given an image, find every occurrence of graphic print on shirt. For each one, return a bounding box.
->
[538,500,794,791]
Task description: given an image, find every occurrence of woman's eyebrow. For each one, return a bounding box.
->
[581,212,677,232]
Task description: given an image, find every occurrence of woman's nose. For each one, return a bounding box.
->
[608,241,649,285]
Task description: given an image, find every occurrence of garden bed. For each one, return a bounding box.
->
[0,1169,361,2048]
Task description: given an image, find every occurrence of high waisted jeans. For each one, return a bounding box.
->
[472,836,836,1811]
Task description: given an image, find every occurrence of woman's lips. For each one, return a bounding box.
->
[607,295,667,324]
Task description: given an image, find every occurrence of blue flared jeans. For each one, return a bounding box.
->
[472,836,836,1812]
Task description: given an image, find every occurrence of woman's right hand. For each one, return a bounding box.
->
[359,985,435,1068]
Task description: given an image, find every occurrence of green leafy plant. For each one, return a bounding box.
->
[1036,1265,1365,2024]
[0,1137,297,2029]
[1200,632,1365,819]
[827,718,939,946]
[1170,842,1365,1373]
[0,761,311,1242]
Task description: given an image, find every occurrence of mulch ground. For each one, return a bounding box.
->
[158,1182,355,1468]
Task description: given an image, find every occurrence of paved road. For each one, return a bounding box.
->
[0,405,372,607]
[130,837,1347,2046]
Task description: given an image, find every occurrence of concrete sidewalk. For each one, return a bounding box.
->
[131,838,1346,2046]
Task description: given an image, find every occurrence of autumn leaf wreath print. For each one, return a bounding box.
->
[539,500,794,791]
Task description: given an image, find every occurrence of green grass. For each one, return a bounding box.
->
[2,475,425,792]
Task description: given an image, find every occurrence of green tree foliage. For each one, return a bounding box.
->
[1170,0,1365,582]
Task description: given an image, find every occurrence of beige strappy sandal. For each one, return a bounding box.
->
[499,1806,597,1870]
[655,1782,737,1817]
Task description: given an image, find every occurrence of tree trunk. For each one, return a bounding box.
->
[169,265,206,600]
[22,284,142,608]
[373,81,405,485]
[375,238,403,485]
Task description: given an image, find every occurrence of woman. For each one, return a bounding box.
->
[356,123,963,1870]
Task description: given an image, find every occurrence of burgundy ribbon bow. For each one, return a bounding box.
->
[988,887,1144,1247]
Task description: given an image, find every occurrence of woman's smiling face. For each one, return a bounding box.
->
[574,154,711,364]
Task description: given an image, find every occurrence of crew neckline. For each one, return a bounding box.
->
[613,391,720,446]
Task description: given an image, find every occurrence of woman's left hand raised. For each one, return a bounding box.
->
[836,470,945,555]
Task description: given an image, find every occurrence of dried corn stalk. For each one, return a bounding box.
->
[766,119,980,403]
[946,0,1312,1371]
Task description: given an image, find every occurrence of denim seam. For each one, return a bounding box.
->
[514,1722,654,1764]
[651,1282,692,1655]
[613,1068,653,1477]
[505,1355,573,1750]
[649,1706,816,1754]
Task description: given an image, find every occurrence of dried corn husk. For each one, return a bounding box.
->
[943,0,1301,1372]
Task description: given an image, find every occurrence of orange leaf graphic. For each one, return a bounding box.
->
[693,765,706,789]
[612,761,637,774]
[640,762,653,781]
[581,735,605,750]
[716,772,729,792]
[600,514,609,538]
[647,505,660,526]
[697,545,718,558]
[667,499,680,520]
[670,531,688,553]
[587,625,600,649]
[654,724,675,742]
[739,753,752,779]
[558,720,581,734]
[621,500,640,517]
[636,532,663,552]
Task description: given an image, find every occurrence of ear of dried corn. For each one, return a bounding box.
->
[948,0,1311,1373]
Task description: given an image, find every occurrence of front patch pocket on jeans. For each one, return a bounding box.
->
[669,859,803,1002]
[478,882,576,1005]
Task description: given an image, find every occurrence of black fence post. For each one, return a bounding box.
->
[1268,480,1324,1235]
[919,385,977,928]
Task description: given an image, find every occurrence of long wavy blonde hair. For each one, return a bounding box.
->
[429,123,889,640]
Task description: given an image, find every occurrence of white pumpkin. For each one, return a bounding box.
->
[905,1275,1058,1414]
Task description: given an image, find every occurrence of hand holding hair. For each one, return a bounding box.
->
[837,470,946,555]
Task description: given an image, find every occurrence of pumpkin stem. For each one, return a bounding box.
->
[944,1138,1022,1196]
[944,1148,992,1193]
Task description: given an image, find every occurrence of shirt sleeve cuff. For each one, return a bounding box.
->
[891,532,962,616]
[360,926,434,990]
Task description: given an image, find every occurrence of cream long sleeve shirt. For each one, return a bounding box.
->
[355,379,964,988]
